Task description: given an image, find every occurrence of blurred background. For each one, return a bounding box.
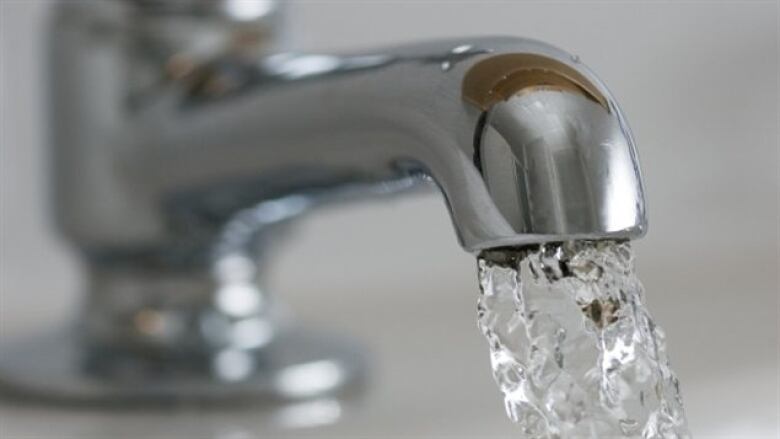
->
[1,1,777,438]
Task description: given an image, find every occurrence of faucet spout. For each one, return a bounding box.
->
[53,17,646,256]
[137,37,647,252]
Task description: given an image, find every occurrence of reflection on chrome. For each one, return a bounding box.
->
[213,254,257,284]
[215,283,265,318]
[222,0,276,22]
[262,54,344,80]
[229,318,274,350]
[274,361,346,399]
[213,349,256,382]
[275,398,343,429]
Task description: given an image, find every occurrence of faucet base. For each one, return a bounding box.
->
[0,327,366,406]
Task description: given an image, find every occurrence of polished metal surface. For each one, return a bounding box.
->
[0,328,365,405]
[0,0,646,404]
[50,28,646,253]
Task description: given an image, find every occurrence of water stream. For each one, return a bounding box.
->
[477,240,690,438]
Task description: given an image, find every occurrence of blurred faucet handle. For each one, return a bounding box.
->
[125,0,285,96]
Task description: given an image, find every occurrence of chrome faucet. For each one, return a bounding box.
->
[0,0,646,404]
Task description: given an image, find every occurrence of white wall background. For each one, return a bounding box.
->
[1,1,778,438]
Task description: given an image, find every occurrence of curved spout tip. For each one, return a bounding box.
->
[453,47,647,251]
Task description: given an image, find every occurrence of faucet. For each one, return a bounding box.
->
[0,0,646,405]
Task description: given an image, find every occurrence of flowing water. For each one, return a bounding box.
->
[477,240,691,438]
